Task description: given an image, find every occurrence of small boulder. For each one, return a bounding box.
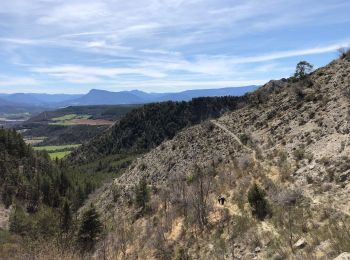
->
[254,246,261,253]
[333,252,350,260]
[293,238,307,249]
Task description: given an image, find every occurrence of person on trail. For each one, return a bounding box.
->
[218,195,226,205]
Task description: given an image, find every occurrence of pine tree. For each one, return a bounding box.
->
[248,183,270,220]
[60,199,72,233]
[77,204,102,252]
[294,61,313,79]
[135,177,150,213]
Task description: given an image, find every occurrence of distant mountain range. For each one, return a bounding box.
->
[0,86,258,107]
[0,93,83,107]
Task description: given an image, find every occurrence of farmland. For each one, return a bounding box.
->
[18,105,139,146]
[48,114,112,126]
[33,144,81,160]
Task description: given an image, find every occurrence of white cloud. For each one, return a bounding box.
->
[1,0,350,93]
[231,42,350,64]
[32,65,167,83]
[0,75,39,87]
[37,2,110,26]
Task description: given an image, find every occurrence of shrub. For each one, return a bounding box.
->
[9,205,31,236]
[293,148,305,161]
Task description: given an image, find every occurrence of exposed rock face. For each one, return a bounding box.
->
[334,252,350,260]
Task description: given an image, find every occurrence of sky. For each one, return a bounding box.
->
[0,0,350,94]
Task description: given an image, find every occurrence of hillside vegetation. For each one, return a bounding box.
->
[85,53,350,259]
[69,96,247,164]
[0,129,135,258]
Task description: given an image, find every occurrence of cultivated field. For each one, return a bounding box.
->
[49,113,113,126]
[33,144,81,159]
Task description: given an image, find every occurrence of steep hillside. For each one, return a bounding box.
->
[0,128,136,259]
[68,96,248,164]
[88,54,350,259]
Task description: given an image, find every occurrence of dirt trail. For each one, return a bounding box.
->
[212,120,350,218]
[211,120,256,161]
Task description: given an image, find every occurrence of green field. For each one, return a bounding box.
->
[49,114,91,125]
[34,144,81,159]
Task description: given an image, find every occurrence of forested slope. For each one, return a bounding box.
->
[69,96,248,164]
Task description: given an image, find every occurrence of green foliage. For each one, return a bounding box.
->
[50,114,91,125]
[293,148,305,161]
[0,128,50,209]
[9,205,30,236]
[294,61,313,80]
[239,133,250,145]
[70,96,248,164]
[32,206,59,238]
[135,177,150,214]
[77,204,103,252]
[248,183,270,220]
[60,199,72,233]
[9,204,59,238]
[34,144,81,160]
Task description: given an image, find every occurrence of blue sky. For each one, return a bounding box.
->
[0,0,349,94]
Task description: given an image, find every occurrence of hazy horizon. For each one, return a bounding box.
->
[0,85,258,95]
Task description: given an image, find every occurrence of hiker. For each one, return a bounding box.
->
[218,195,226,205]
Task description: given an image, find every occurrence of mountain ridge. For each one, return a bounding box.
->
[0,86,258,107]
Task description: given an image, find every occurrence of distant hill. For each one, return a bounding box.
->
[1,93,82,106]
[0,97,49,116]
[64,86,258,106]
[66,89,144,105]
[157,86,258,102]
[0,97,19,107]
[1,86,258,107]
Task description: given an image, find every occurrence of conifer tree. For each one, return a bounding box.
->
[135,177,150,213]
[77,204,102,252]
[60,199,72,233]
[248,183,270,220]
[294,61,313,79]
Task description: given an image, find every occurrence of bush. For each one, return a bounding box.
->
[248,183,270,220]
[293,148,305,161]
[9,205,31,236]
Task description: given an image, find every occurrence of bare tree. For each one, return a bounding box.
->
[338,47,349,59]
[188,165,213,230]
